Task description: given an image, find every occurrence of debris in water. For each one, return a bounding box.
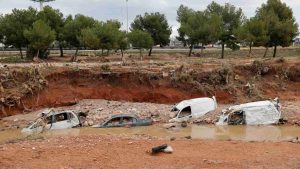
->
[185,136,192,140]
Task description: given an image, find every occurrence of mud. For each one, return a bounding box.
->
[0,135,300,169]
[1,125,300,144]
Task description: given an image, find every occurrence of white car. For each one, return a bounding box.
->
[22,109,82,133]
[169,97,217,123]
[217,98,281,125]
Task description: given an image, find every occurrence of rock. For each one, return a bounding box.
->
[162,72,169,77]
[151,144,168,154]
[181,122,187,128]
[163,123,176,129]
[163,146,173,153]
[262,67,269,74]
[170,137,176,141]
[169,112,176,119]
[151,112,159,117]
[88,120,94,126]
[290,137,299,143]
[204,118,212,124]
[185,136,192,139]
[153,119,160,122]
[39,79,44,84]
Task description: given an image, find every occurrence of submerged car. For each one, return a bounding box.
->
[217,98,281,125]
[92,114,153,128]
[22,109,85,133]
[169,97,217,123]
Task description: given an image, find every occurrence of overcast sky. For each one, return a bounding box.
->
[0,0,299,37]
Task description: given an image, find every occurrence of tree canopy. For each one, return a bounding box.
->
[63,14,95,60]
[206,1,245,58]
[24,19,55,59]
[177,5,222,56]
[37,6,65,56]
[255,0,299,57]
[236,18,269,56]
[131,12,171,56]
[0,7,38,58]
[128,30,153,60]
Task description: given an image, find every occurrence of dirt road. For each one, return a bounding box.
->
[0,135,299,169]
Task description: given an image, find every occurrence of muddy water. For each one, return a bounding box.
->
[1,125,300,144]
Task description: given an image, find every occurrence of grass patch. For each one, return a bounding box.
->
[0,56,30,63]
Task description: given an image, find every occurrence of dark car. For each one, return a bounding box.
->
[193,45,206,49]
[92,114,153,128]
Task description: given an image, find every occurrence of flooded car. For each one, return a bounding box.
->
[217,98,281,125]
[22,109,84,133]
[169,97,217,123]
[92,114,153,128]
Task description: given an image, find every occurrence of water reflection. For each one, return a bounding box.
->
[0,125,299,144]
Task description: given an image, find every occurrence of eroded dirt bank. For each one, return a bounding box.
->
[1,57,300,117]
[0,135,299,169]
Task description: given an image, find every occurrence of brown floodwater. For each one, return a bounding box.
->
[1,125,300,144]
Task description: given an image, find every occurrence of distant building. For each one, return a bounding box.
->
[294,38,300,46]
[169,38,184,48]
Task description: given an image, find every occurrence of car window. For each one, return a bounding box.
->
[69,113,76,119]
[106,117,121,126]
[178,106,192,118]
[46,116,53,124]
[54,113,69,122]
[122,117,136,124]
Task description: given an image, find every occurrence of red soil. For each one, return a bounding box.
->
[0,135,299,169]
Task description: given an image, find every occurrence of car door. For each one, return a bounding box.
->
[104,117,122,128]
[121,116,137,127]
[50,112,74,129]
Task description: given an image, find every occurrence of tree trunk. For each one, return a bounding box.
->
[59,44,64,57]
[263,46,268,58]
[273,45,277,58]
[121,49,125,64]
[188,45,193,57]
[148,47,152,56]
[33,49,40,62]
[19,48,23,59]
[221,43,225,59]
[248,42,252,57]
[107,49,110,56]
[101,49,104,56]
[200,44,204,56]
[140,49,143,61]
[71,48,79,62]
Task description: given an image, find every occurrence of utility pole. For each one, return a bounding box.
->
[30,0,55,11]
[126,0,129,34]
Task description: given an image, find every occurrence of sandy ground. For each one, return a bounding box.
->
[0,135,299,169]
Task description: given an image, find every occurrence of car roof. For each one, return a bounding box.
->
[111,114,138,119]
[47,110,75,116]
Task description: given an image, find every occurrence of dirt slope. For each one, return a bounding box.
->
[0,57,299,117]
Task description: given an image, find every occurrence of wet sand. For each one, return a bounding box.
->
[0,135,299,169]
